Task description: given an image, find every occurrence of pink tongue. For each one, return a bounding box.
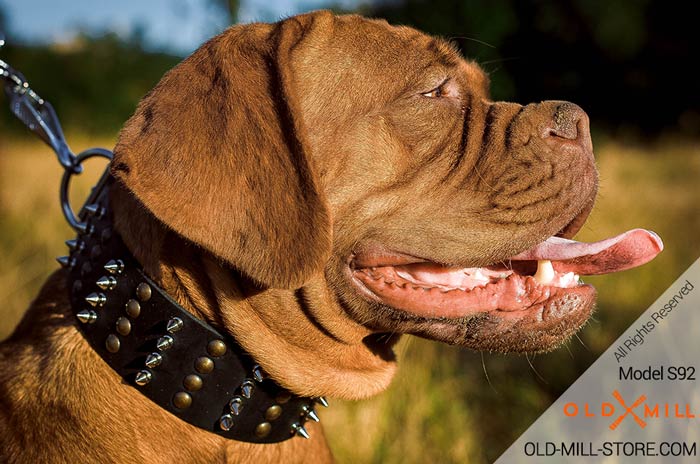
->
[510,228,663,275]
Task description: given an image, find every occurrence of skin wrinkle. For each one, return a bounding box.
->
[0,11,601,463]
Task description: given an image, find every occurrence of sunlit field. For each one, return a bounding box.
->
[1,135,698,463]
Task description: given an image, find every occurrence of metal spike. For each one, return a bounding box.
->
[65,239,83,251]
[252,365,265,383]
[96,275,117,291]
[57,256,76,268]
[240,380,254,399]
[156,335,174,351]
[301,405,320,422]
[84,203,101,216]
[291,423,310,439]
[229,396,243,415]
[135,370,152,386]
[85,292,106,307]
[103,259,124,274]
[219,414,234,431]
[76,309,97,324]
[166,317,183,333]
[74,222,92,235]
[316,396,329,408]
[145,352,163,368]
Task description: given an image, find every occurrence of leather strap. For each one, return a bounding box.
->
[63,175,323,444]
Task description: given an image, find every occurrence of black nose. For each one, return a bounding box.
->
[541,102,592,151]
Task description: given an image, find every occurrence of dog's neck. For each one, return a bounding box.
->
[110,182,398,402]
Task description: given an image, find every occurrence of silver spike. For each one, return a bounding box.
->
[229,396,243,415]
[156,335,174,351]
[65,239,83,251]
[135,370,152,386]
[166,317,183,333]
[103,259,124,274]
[240,379,254,399]
[85,292,107,307]
[316,396,329,408]
[219,414,234,431]
[84,203,102,216]
[291,423,310,439]
[76,309,97,324]
[56,256,73,268]
[96,275,117,291]
[252,364,265,383]
[145,352,163,368]
[74,222,92,235]
[301,405,320,422]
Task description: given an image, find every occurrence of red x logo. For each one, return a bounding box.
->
[609,390,647,430]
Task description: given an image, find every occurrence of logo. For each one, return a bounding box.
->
[563,390,696,429]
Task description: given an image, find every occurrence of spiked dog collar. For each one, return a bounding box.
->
[60,175,325,444]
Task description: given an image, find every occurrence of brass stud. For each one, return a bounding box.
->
[115,316,131,336]
[156,335,174,352]
[207,340,227,357]
[173,391,192,409]
[166,317,183,333]
[135,370,152,386]
[219,414,234,431]
[125,299,141,318]
[183,374,203,392]
[194,356,214,374]
[276,391,292,404]
[105,334,120,353]
[145,352,162,368]
[240,379,254,399]
[136,283,152,301]
[76,309,97,324]
[255,422,272,438]
[265,404,282,421]
[229,397,243,415]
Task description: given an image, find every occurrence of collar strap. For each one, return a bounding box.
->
[60,176,325,444]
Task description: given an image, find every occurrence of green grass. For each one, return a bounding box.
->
[1,136,698,463]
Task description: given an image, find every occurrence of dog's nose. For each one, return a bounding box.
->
[541,102,592,152]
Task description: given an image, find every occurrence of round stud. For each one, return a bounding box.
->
[219,414,234,431]
[72,280,83,293]
[183,374,203,392]
[80,262,92,277]
[100,228,112,244]
[115,317,131,336]
[265,405,282,421]
[276,391,292,404]
[125,299,141,318]
[207,340,227,357]
[255,422,272,438]
[194,356,214,374]
[90,245,102,260]
[136,283,152,301]
[105,334,120,353]
[173,391,192,409]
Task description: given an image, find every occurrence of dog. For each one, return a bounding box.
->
[0,10,662,463]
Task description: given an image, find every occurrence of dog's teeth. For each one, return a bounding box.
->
[534,260,555,285]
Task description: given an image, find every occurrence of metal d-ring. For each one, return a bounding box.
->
[60,148,113,231]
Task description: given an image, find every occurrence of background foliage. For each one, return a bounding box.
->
[1,1,698,462]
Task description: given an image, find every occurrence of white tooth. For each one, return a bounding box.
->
[574,274,580,282]
[473,270,486,282]
[534,260,555,285]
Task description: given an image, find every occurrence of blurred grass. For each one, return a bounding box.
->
[1,136,698,463]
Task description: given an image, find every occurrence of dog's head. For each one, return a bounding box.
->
[112,11,661,398]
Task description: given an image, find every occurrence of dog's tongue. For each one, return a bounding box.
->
[510,228,663,275]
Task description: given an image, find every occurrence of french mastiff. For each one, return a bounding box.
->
[0,10,662,463]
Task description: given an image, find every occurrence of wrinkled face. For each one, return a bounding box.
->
[292,16,660,353]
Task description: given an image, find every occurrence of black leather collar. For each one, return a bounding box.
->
[60,175,325,444]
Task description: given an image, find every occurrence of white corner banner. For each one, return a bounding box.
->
[497,258,700,463]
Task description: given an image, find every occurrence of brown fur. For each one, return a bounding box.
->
[0,10,598,462]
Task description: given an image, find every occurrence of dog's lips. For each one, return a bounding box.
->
[349,228,663,320]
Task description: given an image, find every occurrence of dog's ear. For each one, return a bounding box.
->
[111,12,333,289]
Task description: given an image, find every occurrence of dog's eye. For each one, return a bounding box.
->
[421,79,449,98]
